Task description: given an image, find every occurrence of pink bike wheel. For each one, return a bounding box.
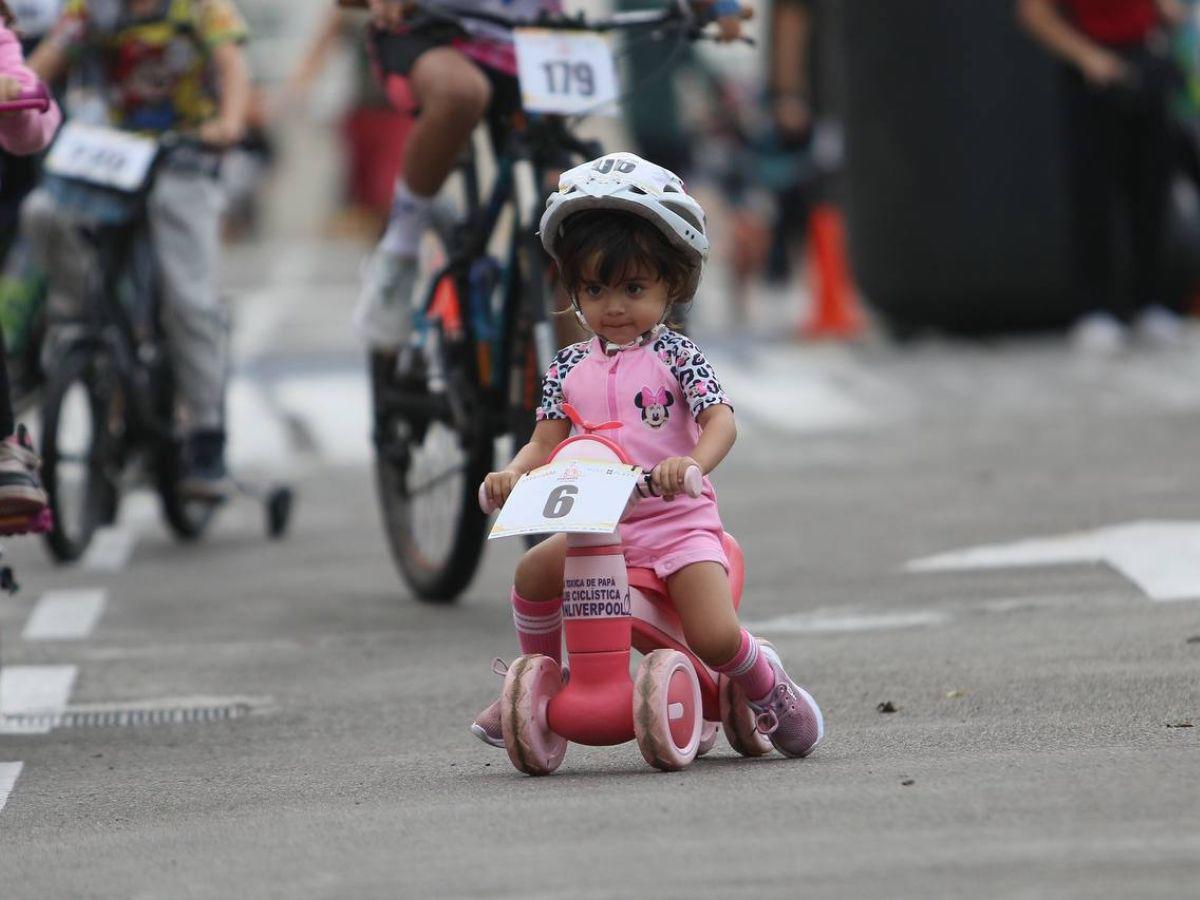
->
[501,654,568,776]
[696,721,720,758]
[634,649,702,772]
[719,674,773,757]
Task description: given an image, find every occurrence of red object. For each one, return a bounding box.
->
[1061,0,1157,44]
[800,203,863,340]
[342,106,410,216]
[428,275,463,335]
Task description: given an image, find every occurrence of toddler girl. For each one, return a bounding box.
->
[473,152,823,758]
[0,0,60,526]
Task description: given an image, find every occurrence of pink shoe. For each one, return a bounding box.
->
[0,425,49,533]
[470,657,568,748]
[750,643,824,758]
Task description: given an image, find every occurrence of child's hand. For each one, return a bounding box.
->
[0,76,22,115]
[651,456,702,500]
[483,470,522,510]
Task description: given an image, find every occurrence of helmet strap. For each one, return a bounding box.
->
[570,294,667,355]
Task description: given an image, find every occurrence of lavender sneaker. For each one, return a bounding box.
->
[470,657,568,748]
[750,642,824,758]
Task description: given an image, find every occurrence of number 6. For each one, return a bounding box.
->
[543,484,578,518]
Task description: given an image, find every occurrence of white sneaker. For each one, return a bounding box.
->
[351,249,418,349]
[1069,312,1128,356]
[1134,305,1185,348]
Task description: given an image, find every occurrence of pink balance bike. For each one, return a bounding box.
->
[479,426,774,775]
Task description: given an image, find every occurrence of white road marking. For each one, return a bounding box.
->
[745,609,952,634]
[0,666,78,735]
[82,527,137,572]
[0,762,22,815]
[908,520,1200,603]
[23,589,107,641]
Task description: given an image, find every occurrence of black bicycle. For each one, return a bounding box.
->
[36,128,292,562]
[365,0,728,602]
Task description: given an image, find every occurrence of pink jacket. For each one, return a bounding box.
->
[0,25,61,155]
[537,329,733,537]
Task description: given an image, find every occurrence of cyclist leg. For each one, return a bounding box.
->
[2,187,97,521]
[146,166,231,499]
[354,43,491,349]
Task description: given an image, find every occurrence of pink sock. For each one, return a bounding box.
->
[714,630,776,702]
[511,589,563,665]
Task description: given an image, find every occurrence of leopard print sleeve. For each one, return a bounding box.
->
[536,341,591,421]
[654,330,732,420]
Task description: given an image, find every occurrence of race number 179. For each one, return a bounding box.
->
[514,29,619,115]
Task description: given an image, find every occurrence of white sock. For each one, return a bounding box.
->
[379,179,434,258]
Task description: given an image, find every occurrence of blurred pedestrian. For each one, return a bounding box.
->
[1018,0,1189,353]
[278,5,409,241]
[0,0,61,260]
[0,0,60,525]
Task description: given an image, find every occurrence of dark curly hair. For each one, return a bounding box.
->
[0,3,13,28]
[555,209,702,307]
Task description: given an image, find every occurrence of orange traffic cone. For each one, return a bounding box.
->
[799,203,863,340]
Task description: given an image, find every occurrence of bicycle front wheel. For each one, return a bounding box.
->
[40,349,122,562]
[371,349,493,602]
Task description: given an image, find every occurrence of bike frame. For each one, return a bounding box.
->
[409,113,596,432]
[541,432,745,745]
[57,138,219,443]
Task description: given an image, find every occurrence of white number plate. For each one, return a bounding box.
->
[513,28,619,116]
[44,123,158,192]
[488,459,641,539]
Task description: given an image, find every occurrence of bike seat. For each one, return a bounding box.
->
[628,532,745,609]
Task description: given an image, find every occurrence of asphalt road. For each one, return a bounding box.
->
[0,227,1197,899]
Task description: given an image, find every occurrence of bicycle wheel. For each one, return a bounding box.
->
[371,218,493,602]
[40,348,122,562]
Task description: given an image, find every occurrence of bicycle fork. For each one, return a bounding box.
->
[547,529,636,745]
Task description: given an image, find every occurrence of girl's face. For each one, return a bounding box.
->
[576,260,671,346]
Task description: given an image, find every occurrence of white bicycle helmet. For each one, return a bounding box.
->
[539,152,710,266]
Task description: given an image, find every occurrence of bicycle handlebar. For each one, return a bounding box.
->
[0,84,52,114]
[477,465,702,515]
[337,0,729,35]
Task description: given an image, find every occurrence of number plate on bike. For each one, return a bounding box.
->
[44,123,158,192]
[513,29,619,115]
[489,459,641,538]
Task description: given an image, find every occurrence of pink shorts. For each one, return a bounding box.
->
[624,528,730,580]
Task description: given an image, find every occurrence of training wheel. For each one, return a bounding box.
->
[500,654,568,776]
[718,674,774,757]
[634,649,702,772]
[266,486,293,539]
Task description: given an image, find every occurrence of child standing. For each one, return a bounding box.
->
[473,152,824,758]
[0,0,61,526]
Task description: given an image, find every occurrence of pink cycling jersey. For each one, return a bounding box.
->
[538,329,733,578]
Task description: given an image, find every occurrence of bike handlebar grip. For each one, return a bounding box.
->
[0,85,51,114]
[479,482,498,514]
[684,465,703,498]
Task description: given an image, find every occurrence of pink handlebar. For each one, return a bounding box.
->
[477,464,703,515]
[0,85,51,114]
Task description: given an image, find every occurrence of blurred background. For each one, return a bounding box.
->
[189,0,1200,344]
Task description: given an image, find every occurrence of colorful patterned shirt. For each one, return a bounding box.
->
[53,0,246,132]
